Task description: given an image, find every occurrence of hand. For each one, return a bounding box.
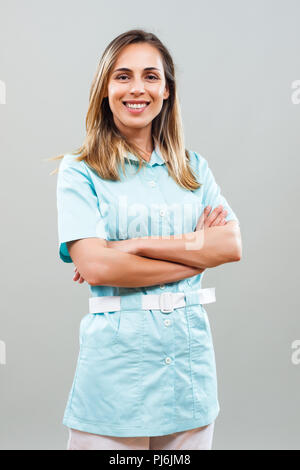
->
[195,205,228,231]
[73,266,85,284]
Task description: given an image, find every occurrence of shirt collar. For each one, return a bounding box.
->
[126,143,168,166]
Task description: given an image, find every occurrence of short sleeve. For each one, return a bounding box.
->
[195,151,240,225]
[56,155,107,263]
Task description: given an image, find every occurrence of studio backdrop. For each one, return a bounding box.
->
[0,0,299,450]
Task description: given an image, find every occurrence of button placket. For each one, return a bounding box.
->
[159,203,170,239]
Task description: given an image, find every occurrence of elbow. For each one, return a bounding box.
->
[87,276,99,287]
[220,222,242,263]
[226,223,242,262]
[232,250,242,262]
[87,262,109,286]
[231,236,242,262]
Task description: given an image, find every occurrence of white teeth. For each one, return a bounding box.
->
[125,102,148,109]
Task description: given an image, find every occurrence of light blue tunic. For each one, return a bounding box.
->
[56,145,239,437]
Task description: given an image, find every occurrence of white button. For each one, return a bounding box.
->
[160,284,165,289]
[149,180,156,187]
[160,209,166,216]
[165,357,172,364]
[164,319,171,327]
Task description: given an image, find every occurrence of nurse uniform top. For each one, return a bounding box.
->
[56,144,239,438]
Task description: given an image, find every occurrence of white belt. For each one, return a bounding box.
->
[89,288,216,314]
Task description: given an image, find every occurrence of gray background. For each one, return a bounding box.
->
[0,0,299,450]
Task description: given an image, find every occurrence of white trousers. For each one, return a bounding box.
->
[67,422,215,450]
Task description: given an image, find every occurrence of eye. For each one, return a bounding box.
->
[116,74,159,81]
[146,75,159,80]
[116,75,129,81]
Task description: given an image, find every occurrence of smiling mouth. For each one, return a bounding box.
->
[122,102,150,107]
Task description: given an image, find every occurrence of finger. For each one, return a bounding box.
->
[211,209,228,226]
[195,206,211,231]
[205,205,224,227]
[220,210,228,224]
[73,271,80,281]
[217,217,227,226]
[195,208,206,231]
[221,211,228,224]
[211,211,226,226]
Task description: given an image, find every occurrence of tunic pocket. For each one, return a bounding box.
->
[80,312,121,348]
[189,304,207,332]
[187,304,219,417]
[67,310,144,426]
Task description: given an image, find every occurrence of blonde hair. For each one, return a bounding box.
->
[48,29,201,191]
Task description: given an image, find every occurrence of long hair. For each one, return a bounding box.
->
[48,29,201,190]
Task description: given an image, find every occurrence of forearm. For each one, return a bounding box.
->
[135,223,242,269]
[89,248,205,287]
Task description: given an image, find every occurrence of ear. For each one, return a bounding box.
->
[163,84,170,100]
[103,87,108,99]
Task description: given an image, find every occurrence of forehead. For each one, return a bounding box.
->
[113,43,164,71]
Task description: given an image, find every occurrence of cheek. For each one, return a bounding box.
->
[108,84,123,101]
[149,97,164,114]
[152,87,165,100]
[157,83,168,98]
[148,88,167,110]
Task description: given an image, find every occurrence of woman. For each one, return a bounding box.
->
[52,29,242,450]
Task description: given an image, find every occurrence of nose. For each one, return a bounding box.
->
[129,77,146,94]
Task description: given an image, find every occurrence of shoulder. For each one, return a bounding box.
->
[58,153,90,178]
[58,153,84,170]
[187,149,209,173]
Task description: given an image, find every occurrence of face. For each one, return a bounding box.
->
[106,43,169,133]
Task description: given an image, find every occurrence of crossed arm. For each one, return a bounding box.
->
[120,220,241,269]
[70,205,242,287]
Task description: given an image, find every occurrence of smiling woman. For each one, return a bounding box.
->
[49,28,241,451]
[104,42,170,157]
[48,30,199,188]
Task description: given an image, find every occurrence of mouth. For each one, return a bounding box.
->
[122,101,150,113]
[123,101,150,106]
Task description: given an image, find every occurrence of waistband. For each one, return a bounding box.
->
[89,288,216,314]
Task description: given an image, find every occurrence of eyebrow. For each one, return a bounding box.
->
[113,67,161,73]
